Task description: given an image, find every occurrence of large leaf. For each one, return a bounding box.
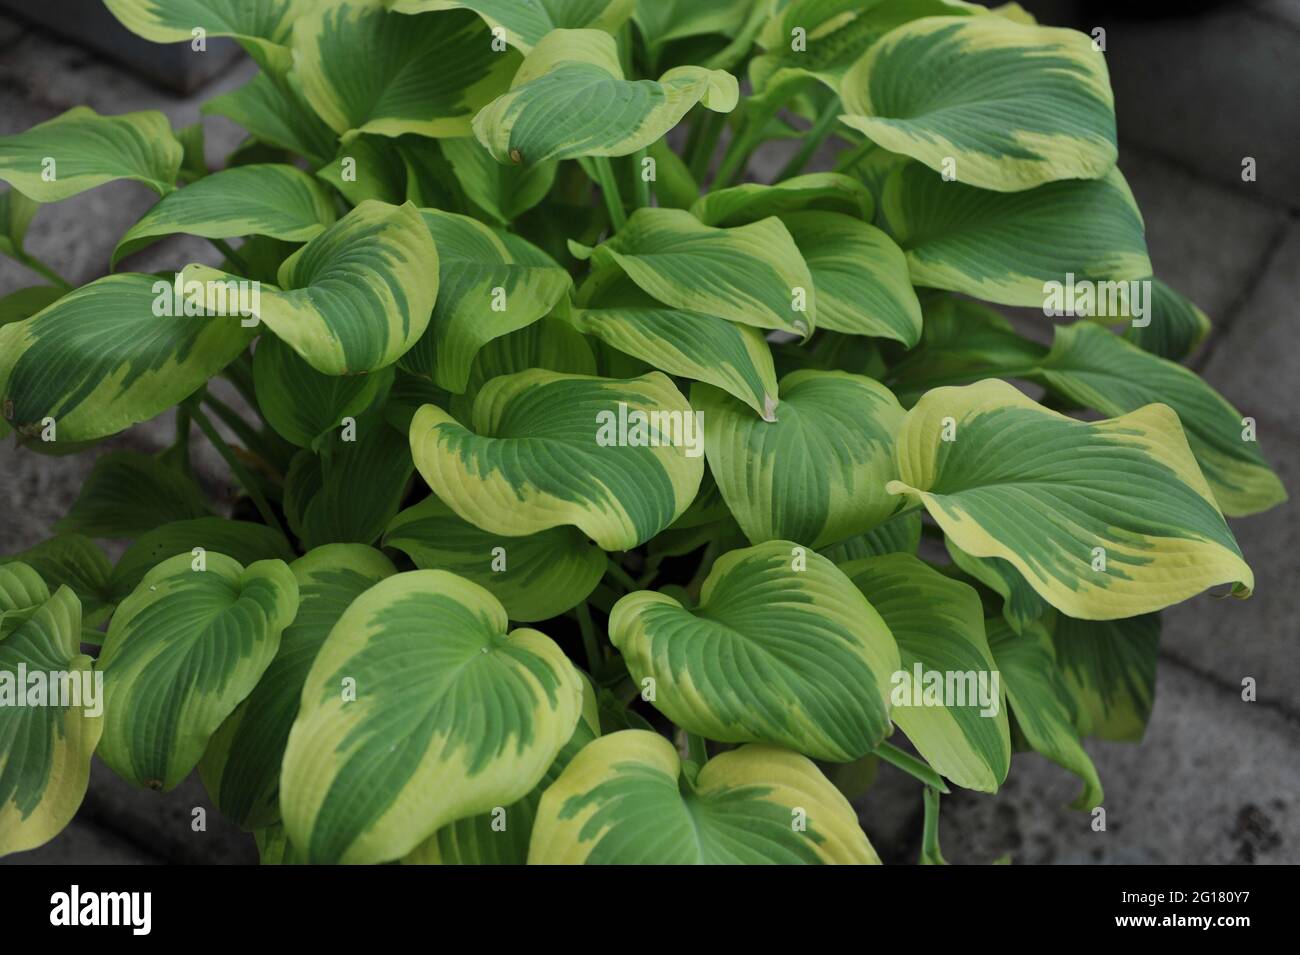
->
[841,554,1009,793]
[1036,322,1286,517]
[384,496,604,622]
[1049,611,1158,743]
[109,518,297,598]
[564,268,779,421]
[400,210,571,393]
[450,316,597,420]
[440,136,557,224]
[0,107,182,202]
[393,0,635,51]
[203,72,338,167]
[279,570,583,863]
[190,200,437,375]
[199,545,396,829]
[609,540,900,761]
[0,274,254,443]
[887,379,1253,619]
[985,617,1101,809]
[97,553,299,791]
[409,370,703,550]
[0,584,103,857]
[472,29,738,165]
[105,0,309,72]
[880,162,1151,308]
[113,164,336,267]
[55,451,210,539]
[529,730,879,863]
[840,16,1117,191]
[820,511,923,564]
[694,370,905,549]
[292,1,519,140]
[689,172,873,228]
[575,207,814,337]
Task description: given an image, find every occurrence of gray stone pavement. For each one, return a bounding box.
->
[1,4,1297,864]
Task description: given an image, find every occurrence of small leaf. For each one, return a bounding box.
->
[55,451,211,539]
[689,172,872,227]
[3,535,117,628]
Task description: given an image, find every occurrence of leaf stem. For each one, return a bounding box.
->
[604,557,639,592]
[687,732,708,766]
[590,156,628,231]
[188,398,287,538]
[631,148,652,210]
[687,110,727,182]
[209,237,248,273]
[575,601,603,675]
[774,98,841,182]
[920,786,948,865]
[15,252,72,291]
[873,741,950,794]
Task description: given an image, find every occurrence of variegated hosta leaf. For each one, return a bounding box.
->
[293,2,519,141]
[410,370,703,550]
[609,540,900,761]
[575,207,814,337]
[1049,611,1158,743]
[55,451,210,539]
[1123,277,1211,362]
[3,536,117,628]
[392,0,635,52]
[189,200,437,376]
[841,554,1010,793]
[529,730,880,863]
[985,617,1101,809]
[440,136,557,224]
[98,553,299,791]
[279,570,583,864]
[105,0,309,72]
[0,585,103,857]
[472,29,738,166]
[1036,323,1285,518]
[451,316,596,421]
[113,164,336,267]
[695,370,905,549]
[253,334,393,448]
[200,545,396,829]
[820,511,923,564]
[887,379,1254,619]
[0,186,38,256]
[0,107,182,202]
[384,496,604,622]
[203,72,338,167]
[840,15,1116,192]
[881,162,1151,308]
[0,274,255,443]
[945,538,1047,635]
[0,562,50,621]
[689,172,873,228]
[402,672,601,864]
[564,268,779,421]
[782,210,921,346]
[400,210,571,393]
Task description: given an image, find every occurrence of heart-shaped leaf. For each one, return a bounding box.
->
[528,730,880,863]
[109,518,296,599]
[609,540,900,761]
[409,370,704,550]
[279,570,583,863]
[98,553,299,791]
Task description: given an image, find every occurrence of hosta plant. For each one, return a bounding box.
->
[0,0,1285,865]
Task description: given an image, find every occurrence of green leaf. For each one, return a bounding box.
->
[945,538,1047,635]
[1049,611,1158,742]
[200,545,396,829]
[985,617,1102,809]
[609,540,900,761]
[292,2,519,141]
[0,585,103,857]
[886,379,1253,619]
[472,29,738,165]
[98,553,299,791]
[1036,322,1285,517]
[564,268,779,421]
[0,186,38,256]
[441,136,557,224]
[576,207,814,337]
[253,334,393,448]
[819,511,923,564]
[782,210,921,346]
[0,287,62,328]
[279,570,583,863]
[1123,277,1211,362]
[204,72,338,167]
[105,0,309,72]
[529,730,880,863]
[113,164,336,267]
[689,172,872,227]
[410,370,704,550]
[190,199,438,376]
[0,273,255,443]
[54,451,210,539]
[634,0,750,62]
[399,210,571,393]
[694,370,905,549]
[109,518,296,598]
[0,107,182,202]
[841,554,1009,793]
[4,536,117,629]
[881,162,1151,308]
[384,496,604,622]
[451,315,597,421]
[394,0,636,52]
[840,15,1117,191]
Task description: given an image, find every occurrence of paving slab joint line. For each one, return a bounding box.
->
[1157,648,1300,730]
[1121,140,1300,221]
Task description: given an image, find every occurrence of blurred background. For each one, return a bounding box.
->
[0,1,1296,863]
